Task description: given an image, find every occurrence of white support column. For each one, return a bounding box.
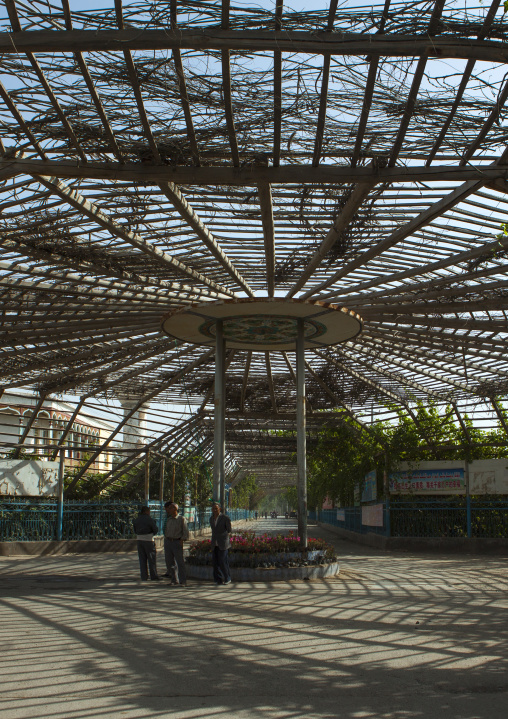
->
[296,318,308,549]
[214,320,225,506]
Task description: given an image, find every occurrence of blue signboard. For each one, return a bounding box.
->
[362,469,377,503]
[389,467,465,494]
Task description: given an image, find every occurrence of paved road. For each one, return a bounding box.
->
[1,519,507,719]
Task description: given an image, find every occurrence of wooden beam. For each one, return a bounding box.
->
[344,276,508,311]
[35,175,236,296]
[158,182,253,295]
[315,177,496,300]
[3,159,508,185]
[336,343,445,398]
[170,0,200,166]
[363,298,508,316]
[491,398,508,437]
[0,335,172,382]
[257,182,275,296]
[221,0,240,167]
[0,30,507,63]
[367,315,508,333]
[351,0,390,167]
[0,328,156,359]
[12,393,46,459]
[356,334,508,382]
[50,397,85,461]
[65,348,214,490]
[452,402,472,445]
[2,158,508,185]
[291,180,374,298]
[0,258,230,302]
[114,0,161,162]
[273,0,283,168]
[353,333,496,392]
[61,0,123,161]
[265,352,278,413]
[304,361,363,438]
[239,350,252,414]
[312,1,338,166]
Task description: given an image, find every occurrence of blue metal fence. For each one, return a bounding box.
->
[310,507,389,536]
[311,498,508,539]
[0,499,256,542]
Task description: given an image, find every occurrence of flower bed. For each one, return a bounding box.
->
[187,531,337,569]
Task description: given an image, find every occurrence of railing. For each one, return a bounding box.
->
[311,497,508,539]
[390,497,508,539]
[311,507,389,537]
[0,499,256,542]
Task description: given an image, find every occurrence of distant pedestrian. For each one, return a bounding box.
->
[255,511,258,520]
[164,502,189,586]
[133,506,159,582]
[210,503,232,585]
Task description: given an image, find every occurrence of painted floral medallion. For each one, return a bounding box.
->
[199,314,327,345]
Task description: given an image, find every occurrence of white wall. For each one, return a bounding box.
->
[0,460,60,496]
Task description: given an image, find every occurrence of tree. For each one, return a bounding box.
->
[230,473,260,509]
[306,401,508,507]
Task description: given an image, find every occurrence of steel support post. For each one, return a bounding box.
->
[56,448,65,541]
[296,318,308,549]
[144,450,150,504]
[384,452,391,537]
[159,457,165,534]
[214,319,225,505]
[465,460,472,538]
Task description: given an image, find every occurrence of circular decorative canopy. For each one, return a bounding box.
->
[161,299,362,351]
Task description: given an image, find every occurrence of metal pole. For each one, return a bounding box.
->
[465,460,472,538]
[56,448,65,541]
[159,457,165,534]
[384,452,390,538]
[144,449,150,504]
[296,318,307,549]
[220,339,226,508]
[214,319,225,505]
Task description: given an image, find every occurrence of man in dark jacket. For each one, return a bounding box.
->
[133,506,159,581]
[209,503,232,585]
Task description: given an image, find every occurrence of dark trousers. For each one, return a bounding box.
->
[137,540,158,580]
[164,538,186,584]
[212,546,230,584]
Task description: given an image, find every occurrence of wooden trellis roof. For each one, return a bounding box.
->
[1,0,508,491]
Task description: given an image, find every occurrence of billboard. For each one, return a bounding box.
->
[389,460,508,495]
[362,470,377,502]
[0,460,60,496]
[354,469,377,504]
[362,503,384,527]
[390,467,464,494]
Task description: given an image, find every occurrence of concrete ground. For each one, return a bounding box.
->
[1,519,507,719]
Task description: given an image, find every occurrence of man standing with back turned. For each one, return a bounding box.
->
[164,501,189,586]
[210,503,232,585]
[133,506,159,582]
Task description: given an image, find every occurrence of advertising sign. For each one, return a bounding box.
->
[389,467,464,494]
[362,470,377,502]
[362,503,384,527]
[0,460,60,496]
[183,505,196,523]
[336,508,345,522]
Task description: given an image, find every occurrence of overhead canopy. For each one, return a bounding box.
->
[161,299,362,350]
[0,0,508,492]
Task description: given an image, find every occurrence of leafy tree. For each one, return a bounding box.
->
[306,401,508,508]
[230,473,260,509]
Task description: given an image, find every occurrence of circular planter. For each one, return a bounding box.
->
[185,561,340,582]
